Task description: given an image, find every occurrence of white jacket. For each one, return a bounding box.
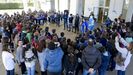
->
[115,36,132,71]
[2,51,15,70]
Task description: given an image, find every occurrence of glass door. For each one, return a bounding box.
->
[97,0,110,23]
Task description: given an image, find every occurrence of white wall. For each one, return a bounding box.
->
[76,0,83,16]
[50,0,55,11]
[70,0,77,15]
[84,0,99,18]
[22,0,28,11]
[108,0,124,21]
[59,0,68,12]
[55,0,59,12]
[126,0,133,22]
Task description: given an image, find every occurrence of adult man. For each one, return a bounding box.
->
[74,14,80,33]
[68,14,74,31]
[63,12,68,30]
[82,39,101,75]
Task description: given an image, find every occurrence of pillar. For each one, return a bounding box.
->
[76,0,83,16]
[68,0,70,11]
[59,0,68,12]
[108,0,124,20]
[22,0,28,11]
[70,0,76,15]
[126,0,133,22]
[51,0,55,11]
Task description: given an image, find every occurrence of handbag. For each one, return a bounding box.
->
[114,51,128,66]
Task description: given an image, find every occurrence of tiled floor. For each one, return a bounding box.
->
[0,23,133,75]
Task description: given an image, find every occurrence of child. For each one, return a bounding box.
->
[98,47,111,75]
[63,46,78,75]
[16,40,26,74]
[2,43,15,75]
[23,38,37,75]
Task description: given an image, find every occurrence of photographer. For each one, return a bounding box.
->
[115,33,133,75]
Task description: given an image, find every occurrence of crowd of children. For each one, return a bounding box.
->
[1,9,133,75]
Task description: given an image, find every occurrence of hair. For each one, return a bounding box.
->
[67,38,71,45]
[2,37,9,44]
[37,39,46,52]
[23,37,29,45]
[2,43,9,52]
[60,32,64,37]
[45,27,49,32]
[98,46,106,53]
[48,41,55,50]
[52,29,56,33]
[67,45,74,54]
[129,42,133,54]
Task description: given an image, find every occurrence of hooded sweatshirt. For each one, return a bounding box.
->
[44,47,64,72]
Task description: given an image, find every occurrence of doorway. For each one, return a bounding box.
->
[97,7,109,23]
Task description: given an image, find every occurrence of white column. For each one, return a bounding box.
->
[55,0,58,12]
[22,0,28,12]
[59,0,68,12]
[68,0,70,11]
[51,0,55,11]
[108,0,124,21]
[76,0,83,16]
[70,0,77,15]
[126,0,133,22]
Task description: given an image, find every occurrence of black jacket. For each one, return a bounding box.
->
[82,46,101,70]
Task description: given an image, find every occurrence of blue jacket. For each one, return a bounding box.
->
[98,51,111,71]
[81,22,86,33]
[44,47,64,72]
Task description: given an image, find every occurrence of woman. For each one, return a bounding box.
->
[44,41,64,75]
[23,38,37,75]
[115,34,133,75]
[2,43,15,75]
[37,39,46,75]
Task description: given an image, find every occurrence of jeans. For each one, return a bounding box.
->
[83,69,96,75]
[27,65,35,75]
[117,70,125,75]
[64,22,68,30]
[47,71,61,75]
[98,69,106,75]
[6,69,14,75]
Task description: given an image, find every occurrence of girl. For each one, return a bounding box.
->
[23,38,37,75]
[115,34,133,75]
[37,39,47,75]
[2,43,15,75]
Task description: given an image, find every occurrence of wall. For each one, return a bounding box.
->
[108,0,124,21]
[76,0,83,16]
[70,0,76,15]
[126,0,133,22]
[59,0,68,12]
[84,0,99,18]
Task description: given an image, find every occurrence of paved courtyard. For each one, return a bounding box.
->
[0,24,133,75]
